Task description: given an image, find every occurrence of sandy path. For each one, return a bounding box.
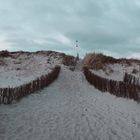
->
[0,67,140,140]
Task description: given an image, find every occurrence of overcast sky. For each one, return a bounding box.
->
[0,0,140,58]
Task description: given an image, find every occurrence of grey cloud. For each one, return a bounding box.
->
[0,0,140,58]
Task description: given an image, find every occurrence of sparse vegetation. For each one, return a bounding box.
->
[0,50,11,57]
[132,68,138,74]
[83,53,140,70]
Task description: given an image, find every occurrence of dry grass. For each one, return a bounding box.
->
[0,50,11,57]
[83,53,140,70]
[83,53,117,70]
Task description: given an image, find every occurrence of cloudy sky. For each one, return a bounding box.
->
[0,0,140,58]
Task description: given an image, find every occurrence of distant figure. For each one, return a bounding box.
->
[76,53,79,61]
[75,40,79,60]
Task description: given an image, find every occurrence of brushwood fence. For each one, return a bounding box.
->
[124,73,140,86]
[0,66,61,104]
[83,67,140,102]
